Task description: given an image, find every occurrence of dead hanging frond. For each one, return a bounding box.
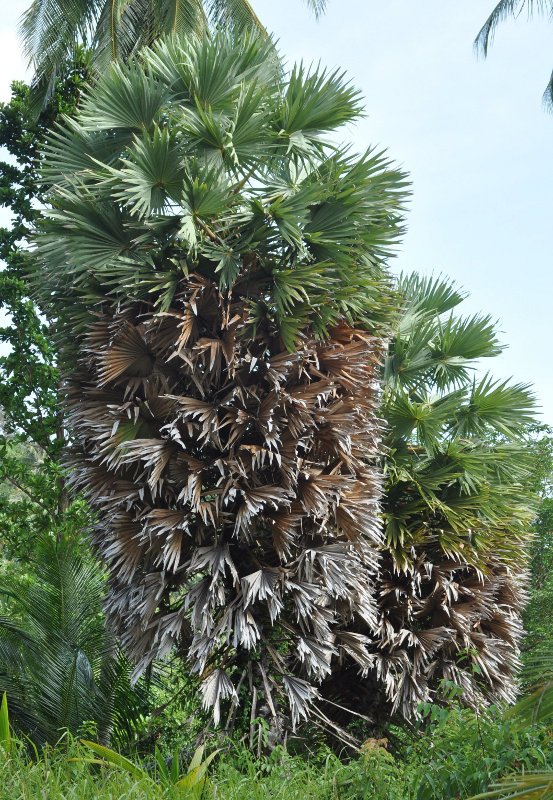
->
[65,276,385,728]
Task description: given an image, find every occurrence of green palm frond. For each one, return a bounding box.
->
[453,375,536,439]
[474,1,553,110]
[0,538,146,746]
[36,32,406,343]
[385,387,467,452]
[386,274,504,393]
[474,0,549,56]
[107,126,188,216]
[79,61,166,130]
[398,272,466,318]
[280,64,363,139]
[20,0,98,92]
[205,0,264,31]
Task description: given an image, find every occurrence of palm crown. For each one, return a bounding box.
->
[35,32,408,731]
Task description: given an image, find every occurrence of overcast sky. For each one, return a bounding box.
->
[1,0,552,424]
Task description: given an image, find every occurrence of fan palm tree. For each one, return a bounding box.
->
[475,1,553,109]
[0,538,146,746]
[20,0,326,105]
[321,273,537,729]
[34,32,408,731]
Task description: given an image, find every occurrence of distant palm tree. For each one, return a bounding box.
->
[475,1,553,109]
[21,0,327,103]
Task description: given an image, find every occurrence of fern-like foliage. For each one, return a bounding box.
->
[0,539,146,746]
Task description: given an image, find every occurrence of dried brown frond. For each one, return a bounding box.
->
[65,275,385,728]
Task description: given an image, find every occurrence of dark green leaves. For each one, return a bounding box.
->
[454,376,536,439]
[382,270,537,575]
[111,126,187,216]
[279,64,363,140]
[0,538,147,747]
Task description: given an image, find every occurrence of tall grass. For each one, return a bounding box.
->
[1,703,553,800]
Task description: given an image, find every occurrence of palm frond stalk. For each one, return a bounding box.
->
[34,32,408,731]
[321,273,536,727]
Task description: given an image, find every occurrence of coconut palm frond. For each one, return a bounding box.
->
[474,0,530,56]
[474,1,553,111]
[20,0,325,108]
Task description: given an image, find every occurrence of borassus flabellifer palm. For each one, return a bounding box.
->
[321,274,536,730]
[35,32,407,731]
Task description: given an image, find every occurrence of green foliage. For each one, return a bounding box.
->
[0,51,91,561]
[383,272,536,571]
[0,537,146,748]
[78,738,219,796]
[35,31,406,349]
[462,647,553,799]
[519,428,553,672]
[523,497,553,657]
[134,661,208,755]
[0,738,159,799]
[20,0,326,110]
[406,705,553,800]
[0,706,550,800]
[0,694,11,757]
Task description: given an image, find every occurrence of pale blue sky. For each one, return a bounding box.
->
[1,1,552,423]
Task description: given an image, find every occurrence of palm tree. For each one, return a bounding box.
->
[0,538,146,746]
[21,0,326,104]
[34,32,408,732]
[321,273,536,729]
[475,1,553,109]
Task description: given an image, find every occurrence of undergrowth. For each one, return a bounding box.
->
[1,703,553,800]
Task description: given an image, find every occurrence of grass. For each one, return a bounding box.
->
[0,734,403,800]
[2,704,553,800]
[0,747,339,800]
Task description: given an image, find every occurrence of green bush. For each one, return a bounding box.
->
[393,705,552,800]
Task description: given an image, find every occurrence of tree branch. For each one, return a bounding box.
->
[1,473,58,522]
